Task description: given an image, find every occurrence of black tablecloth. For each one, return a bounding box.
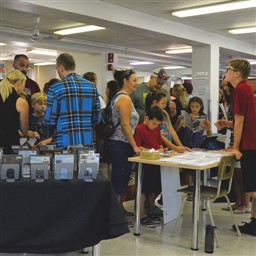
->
[0,174,129,253]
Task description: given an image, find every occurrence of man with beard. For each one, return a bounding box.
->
[13,54,41,111]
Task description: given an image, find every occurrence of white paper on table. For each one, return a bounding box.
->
[159,152,223,166]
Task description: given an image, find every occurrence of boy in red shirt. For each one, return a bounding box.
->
[134,106,165,228]
[225,59,256,236]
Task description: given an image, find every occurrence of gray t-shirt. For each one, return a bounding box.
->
[130,82,170,123]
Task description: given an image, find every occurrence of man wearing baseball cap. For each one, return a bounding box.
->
[130,68,172,123]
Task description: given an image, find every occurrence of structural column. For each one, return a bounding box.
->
[192,45,219,133]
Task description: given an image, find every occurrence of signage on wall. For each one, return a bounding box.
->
[108,53,114,63]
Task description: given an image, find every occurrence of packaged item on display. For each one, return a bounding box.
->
[140,149,160,160]
[67,145,92,172]
[39,145,56,152]
[78,151,100,181]
[11,145,29,154]
[30,155,51,182]
[18,149,38,178]
[1,154,22,182]
[54,154,74,180]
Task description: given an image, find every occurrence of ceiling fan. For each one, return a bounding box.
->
[30,16,63,42]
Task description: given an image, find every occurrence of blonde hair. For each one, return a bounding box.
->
[173,83,188,109]
[0,70,26,102]
[229,59,251,80]
[31,92,47,105]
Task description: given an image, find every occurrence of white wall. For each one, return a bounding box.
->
[34,65,57,91]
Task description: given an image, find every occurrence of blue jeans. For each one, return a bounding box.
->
[107,140,134,195]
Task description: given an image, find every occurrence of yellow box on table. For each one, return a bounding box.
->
[140,150,160,160]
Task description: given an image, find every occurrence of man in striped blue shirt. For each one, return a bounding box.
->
[45,53,101,149]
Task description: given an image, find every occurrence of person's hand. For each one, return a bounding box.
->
[184,147,192,152]
[27,130,40,139]
[174,146,188,153]
[223,145,232,151]
[201,118,211,130]
[214,119,226,130]
[231,149,242,160]
[133,145,141,156]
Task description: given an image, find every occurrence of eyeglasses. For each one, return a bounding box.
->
[226,67,238,72]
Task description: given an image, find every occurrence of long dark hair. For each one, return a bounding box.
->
[106,80,119,104]
[145,92,166,112]
[187,96,206,116]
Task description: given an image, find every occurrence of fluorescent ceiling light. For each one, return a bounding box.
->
[228,26,256,34]
[0,43,6,46]
[0,57,9,60]
[166,48,192,54]
[250,61,256,65]
[130,61,154,65]
[34,62,56,66]
[164,66,185,69]
[54,25,105,35]
[172,0,256,17]
[26,49,57,56]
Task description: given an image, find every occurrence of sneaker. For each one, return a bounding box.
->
[222,204,238,211]
[233,206,251,214]
[232,221,256,236]
[124,210,134,219]
[186,196,193,202]
[141,216,157,228]
[148,213,161,224]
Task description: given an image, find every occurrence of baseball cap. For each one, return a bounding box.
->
[152,68,170,84]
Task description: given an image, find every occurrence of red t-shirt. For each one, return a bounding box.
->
[232,80,256,150]
[134,123,162,149]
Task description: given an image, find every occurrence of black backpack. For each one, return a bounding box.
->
[95,92,125,140]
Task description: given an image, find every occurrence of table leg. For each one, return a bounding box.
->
[202,169,208,211]
[92,243,100,256]
[191,170,200,250]
[134,163,142,236]
[160,166,182,224]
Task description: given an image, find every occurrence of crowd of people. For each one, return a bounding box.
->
[0,54,255,236]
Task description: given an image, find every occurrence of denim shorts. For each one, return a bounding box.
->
[106,140,134,195]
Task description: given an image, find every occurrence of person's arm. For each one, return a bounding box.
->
[161,135,189,152]
[16,97,40,138]
[92,85,102,125]
[163,110,183,146]
[44,87,58,137]
[117,95,141,154]
[232,114,244,160]
[204,118,212,136]
[214,119,233,130]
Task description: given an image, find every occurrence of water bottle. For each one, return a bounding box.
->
[205,224,216,253]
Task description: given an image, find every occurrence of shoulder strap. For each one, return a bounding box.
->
[110,92,127,128]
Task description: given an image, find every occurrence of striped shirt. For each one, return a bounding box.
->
[45,73,101,149]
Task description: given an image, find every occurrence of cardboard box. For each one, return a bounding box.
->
[140,150,160,160]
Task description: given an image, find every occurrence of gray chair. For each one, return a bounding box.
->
[171,155,241,246]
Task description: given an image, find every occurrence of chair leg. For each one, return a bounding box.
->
[224,195,241,237]
[171,194,188,237]
[154,192,163,210]
[206,200,220,248]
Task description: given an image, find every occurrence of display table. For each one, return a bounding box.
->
[129,151,232,251]
[0,174,129,253]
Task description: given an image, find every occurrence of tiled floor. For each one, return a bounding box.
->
[98,200,256,256]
